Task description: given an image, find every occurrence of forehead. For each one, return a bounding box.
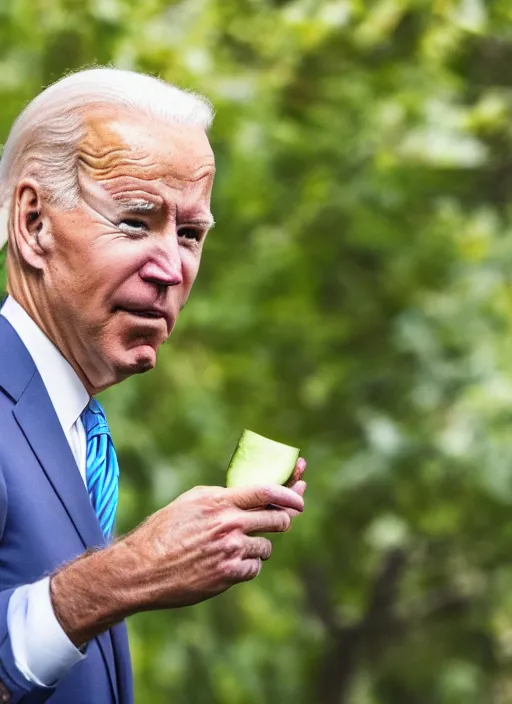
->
[79,107,215,194]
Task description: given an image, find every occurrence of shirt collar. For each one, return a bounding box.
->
[0,296,90,432]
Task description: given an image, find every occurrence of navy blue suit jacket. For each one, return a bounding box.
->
[0,316,133,703]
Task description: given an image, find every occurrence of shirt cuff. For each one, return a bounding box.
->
[7,576,85,687]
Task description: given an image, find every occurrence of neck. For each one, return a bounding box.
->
[7,271,106,396]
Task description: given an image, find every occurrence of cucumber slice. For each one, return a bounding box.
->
[226,429,300,488]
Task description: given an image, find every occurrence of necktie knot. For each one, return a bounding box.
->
[81,399,111,439]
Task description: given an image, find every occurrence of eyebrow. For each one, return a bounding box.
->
[189,216,216,231]
[117,198,215,231]
[116,198,158,214]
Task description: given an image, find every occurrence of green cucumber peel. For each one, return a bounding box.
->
[226,429,300,488]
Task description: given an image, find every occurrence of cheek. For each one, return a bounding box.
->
[51,210,143,283]
[92,240,149,286]
[50,241,145,318]
[93,246,144,285]
[181,248,201,290]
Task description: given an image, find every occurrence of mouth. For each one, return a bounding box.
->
[123,310,162,319]
[114,306,169,326]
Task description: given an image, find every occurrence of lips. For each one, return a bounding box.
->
[114,305,170,330]
[125,310,161,319]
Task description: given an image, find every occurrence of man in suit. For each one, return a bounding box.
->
[0,67,307,703]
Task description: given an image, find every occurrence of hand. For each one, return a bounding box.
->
[120,483,305,611]
[50,482,305,646]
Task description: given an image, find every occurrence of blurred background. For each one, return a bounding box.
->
[3,0,512,701]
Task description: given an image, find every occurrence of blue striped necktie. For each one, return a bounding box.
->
[81,399,120,540]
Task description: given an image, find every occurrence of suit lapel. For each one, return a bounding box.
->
[13,371,105,550]
[0,317,120,703]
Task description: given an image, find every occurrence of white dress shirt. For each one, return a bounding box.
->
[1,296,90,687]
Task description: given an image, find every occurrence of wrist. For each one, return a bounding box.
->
[50,543,132,647]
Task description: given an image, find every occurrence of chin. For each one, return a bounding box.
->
[117,345,158,377]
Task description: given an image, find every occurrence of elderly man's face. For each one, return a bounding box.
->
[42,108,215,391]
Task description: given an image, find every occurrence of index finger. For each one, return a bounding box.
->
[227,484,305,513]
[286,457,307,487]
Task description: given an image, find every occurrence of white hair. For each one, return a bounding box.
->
[0,67,214,249]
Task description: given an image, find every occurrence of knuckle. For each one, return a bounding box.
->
[219,558,259,585]
[190,485,224,501]
[187,485,208,497]
[222,509,243,532]
[259,485,273,504]
[178,486,209,506]
[221,536,243,557]
[262,539,272,560]
[277,513,291,532]
[219,559,237,583]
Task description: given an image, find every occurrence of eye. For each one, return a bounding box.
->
[119,219,149,235]
[178,226,202,242]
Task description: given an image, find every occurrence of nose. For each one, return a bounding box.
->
[139,240,183,288]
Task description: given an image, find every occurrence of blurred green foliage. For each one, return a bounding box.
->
[4,0,512,701]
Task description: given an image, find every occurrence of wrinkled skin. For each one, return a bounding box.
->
[8,106,215,394]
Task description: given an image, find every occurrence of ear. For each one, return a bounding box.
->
[12,179,52,270]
